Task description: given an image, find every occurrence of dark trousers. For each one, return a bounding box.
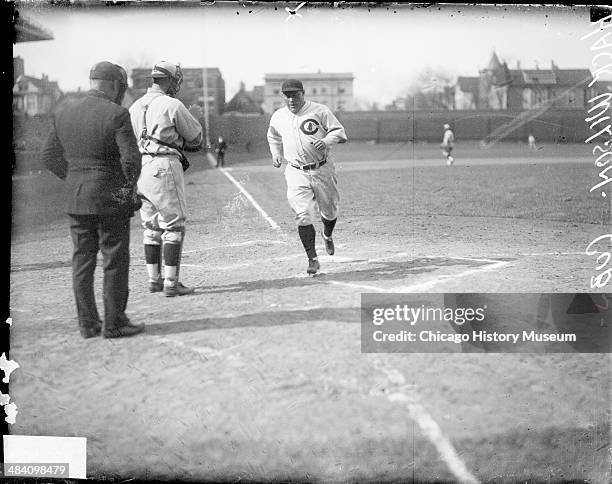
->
[217,152,225,167]
[69,214,130,331]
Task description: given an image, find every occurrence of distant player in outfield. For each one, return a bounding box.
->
[528,133,537,151]
[267,79,347,275]
[441,123,455,165]
[216,136,227,168]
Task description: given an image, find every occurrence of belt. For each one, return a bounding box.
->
[143,152,180,158]
[291,160,327,171]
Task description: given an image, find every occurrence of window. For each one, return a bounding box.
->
[321,87,327,94]
[312,88,317,94]
[338,87,346,94]
[273,89,280,95]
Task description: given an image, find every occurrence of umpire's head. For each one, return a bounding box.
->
[89,61,128,105]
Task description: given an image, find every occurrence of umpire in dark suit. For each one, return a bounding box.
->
[41,61,144,339]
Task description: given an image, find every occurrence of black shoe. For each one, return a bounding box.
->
[307,258,320,275]
[164,282,195,297]
[149,278,163,293]
[80,325,101,339]
[321,230,335,255]
[103,321,145,339]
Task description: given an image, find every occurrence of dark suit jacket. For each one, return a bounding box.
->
[41,90,141,216]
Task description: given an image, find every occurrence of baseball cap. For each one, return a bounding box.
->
[281,79,304,93]
[149,60,180,79]
[89,61,124,82]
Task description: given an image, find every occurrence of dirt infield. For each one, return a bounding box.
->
[9,144,611,481]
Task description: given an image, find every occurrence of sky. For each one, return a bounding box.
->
[13,3,601,106]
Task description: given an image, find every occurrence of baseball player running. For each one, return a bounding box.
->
[129,61,203,297]
[267,79,347,275]
[441,123,455,165]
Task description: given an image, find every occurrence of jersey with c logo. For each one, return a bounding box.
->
[267,101,347,166]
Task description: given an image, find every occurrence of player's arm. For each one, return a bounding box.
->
[321,109,347,145]
[312,109,347,152]
[267,121,286,168]
[175,102,203,151]
[40,115,67,180]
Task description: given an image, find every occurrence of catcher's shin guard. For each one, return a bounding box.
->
[144,244,162,281]
[163,227,189,288]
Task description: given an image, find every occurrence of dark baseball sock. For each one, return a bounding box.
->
[298,224,317,260]
[321,217,337,238]
[163,243,181,266]
[144,244,161,264]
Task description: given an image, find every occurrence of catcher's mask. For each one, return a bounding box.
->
[149,61,183,96]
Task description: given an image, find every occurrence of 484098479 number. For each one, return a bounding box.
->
[3,463,69,477]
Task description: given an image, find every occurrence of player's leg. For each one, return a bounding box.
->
[312,165,340,255]
[446,147,454,165]
[286,166,320,274]
[68,214,102,338]
[138,162,165,292]
[155,157,193,297]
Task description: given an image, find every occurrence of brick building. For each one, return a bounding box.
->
[455,52,596,110]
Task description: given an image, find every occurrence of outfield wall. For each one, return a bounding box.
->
[13,108,591,156]
[209,109,591,149]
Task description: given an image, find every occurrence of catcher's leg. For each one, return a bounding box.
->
[140,198,164,293]
[162,228,193,297]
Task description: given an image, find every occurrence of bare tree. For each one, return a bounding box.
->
[406,66,456,110]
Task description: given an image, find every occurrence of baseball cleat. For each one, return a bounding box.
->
[307,258,320,275]
[321,231,335,255]
[149,278,163,293]
[164,282,195,297]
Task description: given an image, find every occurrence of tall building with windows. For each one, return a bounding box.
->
[263,72,354,113]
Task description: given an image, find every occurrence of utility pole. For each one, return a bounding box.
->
[202,66,211,149]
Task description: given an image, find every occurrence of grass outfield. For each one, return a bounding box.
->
[12,141,594,173]
[216,140,595,165]
[340,162,610,225]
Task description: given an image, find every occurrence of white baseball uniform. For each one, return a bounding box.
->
[442,128,455,151]
[267,100,347,226]
[129,84,202,245]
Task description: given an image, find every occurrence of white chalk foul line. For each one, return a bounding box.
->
[393,259,510,292]
[388,394,479,484]
[220,168,283,233]
[374,363,479,484]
